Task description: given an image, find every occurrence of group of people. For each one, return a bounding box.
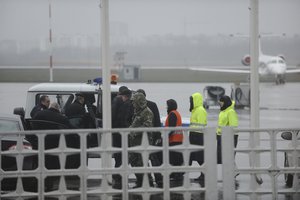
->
[30,92,96,129]
[111,87,163,188]
[28,85,239,189]
[111,86,239,189]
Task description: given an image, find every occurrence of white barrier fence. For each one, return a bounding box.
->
[0,127,299,200]
[223,128,300,200]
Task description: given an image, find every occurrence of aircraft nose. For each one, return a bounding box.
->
[271,64,286,74]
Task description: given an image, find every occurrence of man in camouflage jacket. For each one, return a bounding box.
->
[129,92,154,145]
[128,92,154,188]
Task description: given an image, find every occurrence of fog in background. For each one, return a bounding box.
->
[0,0,300,67]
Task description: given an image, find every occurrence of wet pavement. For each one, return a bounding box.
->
[0,82,299,199]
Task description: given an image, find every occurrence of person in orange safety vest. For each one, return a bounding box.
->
[165,99,184,185]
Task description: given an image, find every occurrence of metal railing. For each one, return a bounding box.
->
[222,127,300,200]
[0,127,299,200]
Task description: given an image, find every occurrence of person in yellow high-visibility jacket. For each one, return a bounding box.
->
[217,95,239,164]
[189,92,207,187]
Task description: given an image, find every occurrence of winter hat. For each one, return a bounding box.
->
[219,95,232,111]
[119,89,132,97]
[167,99,177,114]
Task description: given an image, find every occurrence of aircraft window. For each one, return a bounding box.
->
[279,60,285,64]
[271,60,277,64]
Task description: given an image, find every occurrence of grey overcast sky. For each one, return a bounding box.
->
[0,0,299,40]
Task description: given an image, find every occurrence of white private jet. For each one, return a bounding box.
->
[189,37,300,85]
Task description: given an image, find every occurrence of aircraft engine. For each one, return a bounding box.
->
[241,55,250,66]
[277,54,285,61]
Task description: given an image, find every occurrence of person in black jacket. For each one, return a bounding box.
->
[136,89,163,188]
[30,95,50,118]
[111,87,134,189]
[112,86,133,128]
[112,86,129,128]
[33,102,71,128]
[29,102,70,149]
[65,93,86,128]
[33,102,79,171]
[136,89,161,128]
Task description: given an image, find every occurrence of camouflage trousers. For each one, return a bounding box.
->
[128,131,162,167]
[128,131,164,187]
[128,132,143,167]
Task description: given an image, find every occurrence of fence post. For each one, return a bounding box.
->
[222,127,236,200]
[205,127,218,200]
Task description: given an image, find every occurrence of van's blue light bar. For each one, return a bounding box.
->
[93,77,102,84]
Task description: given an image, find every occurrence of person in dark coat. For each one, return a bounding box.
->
[29,101,69,149]
[30,95,50,118]
[112,86,133,128]
[111,86,134,189]
[33,102,71,128]
[117,89,134,128]
[136,89,161,128]
[34,102,80,169]
[65,93,85,117]
[112,86,129,128]
[111,86,133,150]
[65,93,86,128]
[33,102,79,170]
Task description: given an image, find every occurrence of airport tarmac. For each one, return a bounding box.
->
[124,82,300,128]
[0,82,299,199]
[1,81,300,128]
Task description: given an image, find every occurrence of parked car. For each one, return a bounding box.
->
[281,131,300,187]
[0,114,35,192]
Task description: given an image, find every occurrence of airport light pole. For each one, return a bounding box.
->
[48,0,53,82]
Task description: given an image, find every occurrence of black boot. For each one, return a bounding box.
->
[112,174,122,189]
[133,174,143,188]
[199,173,205,187]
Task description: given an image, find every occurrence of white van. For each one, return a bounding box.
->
[14,78,126,130]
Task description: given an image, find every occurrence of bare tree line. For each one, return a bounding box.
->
[0,35,299,67]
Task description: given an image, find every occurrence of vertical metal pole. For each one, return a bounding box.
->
[100,0,111,130]
[205,128,218,200]
[100,0,112,185]
[222,127,236,200]
[249,0,263,191]
[270,131,278,199]
[48,0,53,82]
[250,0,259,129]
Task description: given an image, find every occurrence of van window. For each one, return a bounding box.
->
[35,94,74,114]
